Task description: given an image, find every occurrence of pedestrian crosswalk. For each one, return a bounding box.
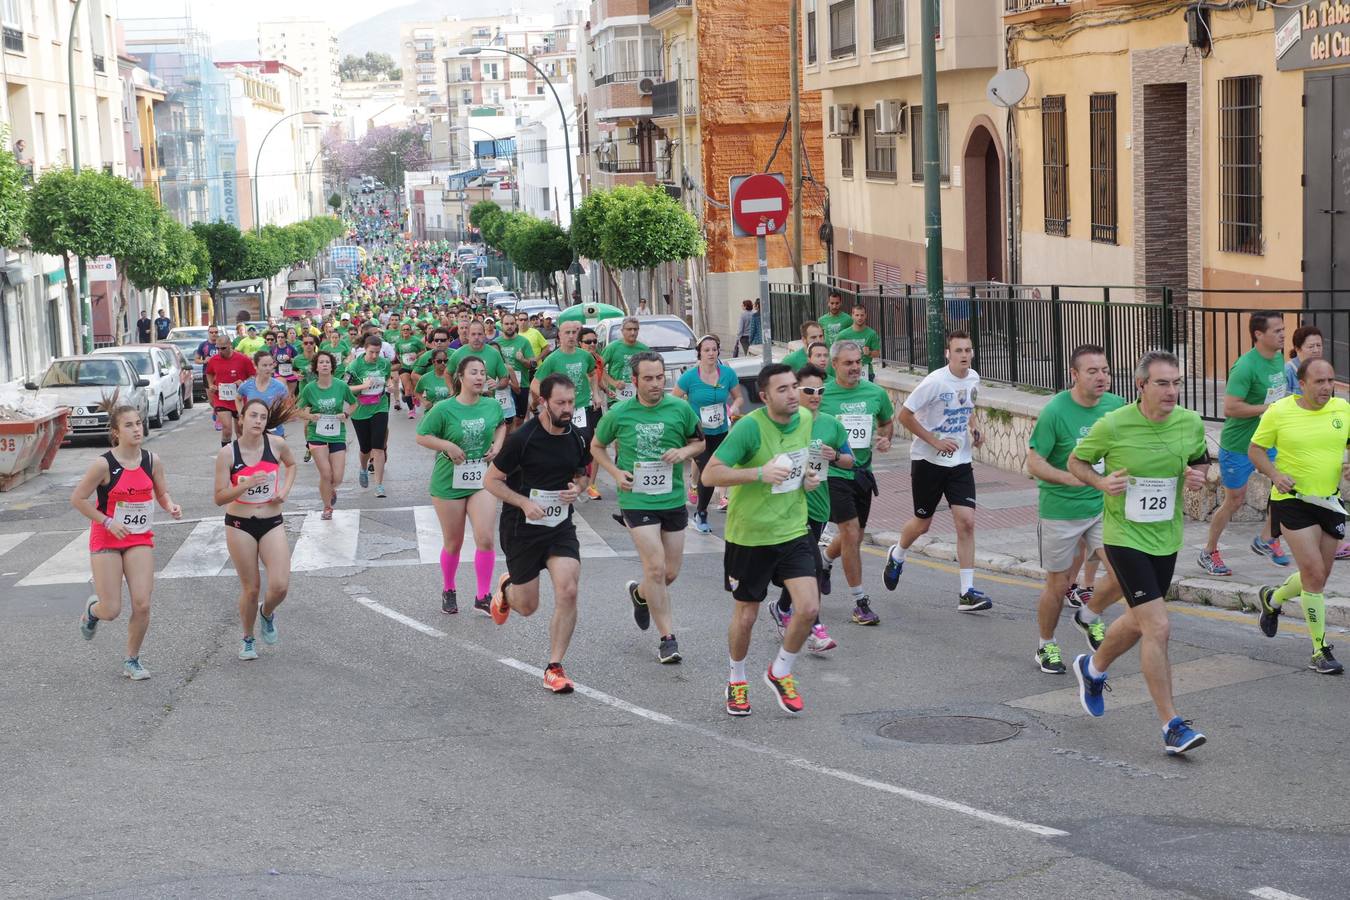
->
[5,505,725,587]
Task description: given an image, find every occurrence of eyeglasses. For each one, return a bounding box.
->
[581,340,597,346]
[798,386,824,396]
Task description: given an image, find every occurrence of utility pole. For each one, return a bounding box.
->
[920,0,945,369]
[67,0,91,352]
[789,0,803,286]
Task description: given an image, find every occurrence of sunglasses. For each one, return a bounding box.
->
[799,386,824,396]
[581,340,597,346]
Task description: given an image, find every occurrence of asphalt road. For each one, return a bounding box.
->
[1,404,1347,900]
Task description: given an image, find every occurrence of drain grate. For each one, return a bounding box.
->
[876,715,1021,745]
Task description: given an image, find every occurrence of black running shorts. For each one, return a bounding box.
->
[828,476,873,528]
[910,459,976,519]
[500,517,580,584]
[1271,498,1347,541]
[723,533,818,603]
[621,506,688,532]
[1103,544,1176,608]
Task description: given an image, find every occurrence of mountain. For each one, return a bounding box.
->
[338,0,556,57]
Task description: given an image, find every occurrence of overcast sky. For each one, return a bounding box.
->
[120,0,408,42]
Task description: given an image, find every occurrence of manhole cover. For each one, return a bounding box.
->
[876,716,1021,745]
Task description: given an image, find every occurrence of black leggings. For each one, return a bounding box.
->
[695,431,728,514]
[352,412,389,456]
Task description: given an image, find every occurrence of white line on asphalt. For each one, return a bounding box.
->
[292,509,360,570]
[499,658,676,724]
[159,519,231,580]
[0,532,33,559]
[16,532,89,587]
[1249,888,1311,900]
[549,892,615,900]
[354,596,447,637]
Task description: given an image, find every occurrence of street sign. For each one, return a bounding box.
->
[87,256,117,282]
[729,173,790,238]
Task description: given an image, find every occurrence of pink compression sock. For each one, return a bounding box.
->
[440,549,460,591]
[474,549,494,598]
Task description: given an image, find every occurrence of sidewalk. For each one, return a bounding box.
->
[861,440,1350,629]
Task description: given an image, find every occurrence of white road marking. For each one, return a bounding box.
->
[0,531,34,559]
[571,511,617,558]
[159,519,232,579]
[292,509,360,571]
[354,596,446,637]
[549,892,615,900]
[499,658,675,724]
[16,532,89,586]
[413,504,443,564]
[1249,888,1311,900]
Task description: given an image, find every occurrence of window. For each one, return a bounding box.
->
[863,109,895,179]
[829,1,855,59]
[2,0,23,52]
[459,65,471,81]
[840,135,853,178]
[539,187,550,211]
[908,104,949,183]
[1089,93,1117,244]
[806,0,817,64]
[874,0,904,51]
[1041,95,1068,236]
[1219,75,1262,255]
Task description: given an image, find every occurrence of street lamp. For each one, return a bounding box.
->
[252,109,327,234]
[66,0,91,351]
[305,145,324,218]
[458,46,582,305]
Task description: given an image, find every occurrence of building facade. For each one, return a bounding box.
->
[258,18,341,114]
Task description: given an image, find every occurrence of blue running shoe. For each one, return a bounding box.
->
[259,609,278,645]
[239,637,258,661]
[1252,536,1291,567]
[958,588,993,612]
[691,511,712,534]
[359,469,369,489]
[80,598,99,641]
[1163,716,1206,755]
[882,547,904,591]
[1073,654,1108,717]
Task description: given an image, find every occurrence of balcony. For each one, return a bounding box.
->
[651,78,695,122]
[1003,0,1073,24]
[592,79,655,122]
[3,26,23,53]
[594,68,661,87]
[593,157,656,188]
[649,0,692,28]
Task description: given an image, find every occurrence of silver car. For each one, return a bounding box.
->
[27,356,151,440]
[91,345,184,428]
[598,315,762,395]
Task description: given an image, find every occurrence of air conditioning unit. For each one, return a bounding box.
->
[828,103,858,137]
[874,99,907,135]
[637,77,655,95]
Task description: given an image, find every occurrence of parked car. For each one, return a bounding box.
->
[91,345,184,428]
[487,291,519,313]
[472,276,503,299]
[153,342,195,410]
[26,356,151,441]
[514,300,562,322]
[598,315,762,396]
[167,327,211,400]
[318,278,344,295]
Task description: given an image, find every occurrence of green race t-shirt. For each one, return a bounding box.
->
[346,355,391,419]
[535,347,596,408]
[416,371,452,403]
[449,344,509,385]
[836,325,881,373]
[1028,390,1126,520]
[594,394,701,511]
[1219,347,1287,453]
[1074,402,1208,557]
[1251,395,1350,501]
[297,379,357,444]
[412,348,438,376]
[495,334,535,383]
[807,411,852,524]
[818,312,853,345]
[781,347,834,380]
[600,339,650,384]
[716,407,814,547]
[418,396,505,499]
[394,337,425,367]
[819,378,894,478]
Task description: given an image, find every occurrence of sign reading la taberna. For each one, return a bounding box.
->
[1276,2,1350,71]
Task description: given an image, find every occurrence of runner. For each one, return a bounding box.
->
[592,351,704,664]
[701,363,823,716]
[579,327,605,499]
[599,316,649,402]
[237,350,290,437]
[204,333,255,445]
[674,335,744,532]
[296,351,357,520]
[1251,358,1346,674]
[836,304,882,381]
[347,335,394,498]
[819,340,894,624]
[533,320,601,496]
[276,330,302,398]
[411,327,452,379]
[817,292,852,345]
[73,396,183,680]
[882,331,991,612]
[1025,344,1126,674]
[484,373,592,694]
[416,356,507,615]
[769,363,851,653]
[780,321,824,370]
[1069,350,1210,755]
[415,350,454,406]
[394,321,426,419]
[449,320,517,426]
[213,397,299,663]
[1200,311,1290,575]
[195,325,224,432]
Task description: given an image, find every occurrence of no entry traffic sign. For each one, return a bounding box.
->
[729,173,790,238]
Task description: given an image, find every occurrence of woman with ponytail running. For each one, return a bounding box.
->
[73,395,182,680]
[415,356,506,614]
[214,397,299,662]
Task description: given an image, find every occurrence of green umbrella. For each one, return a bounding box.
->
[557,302,627,324]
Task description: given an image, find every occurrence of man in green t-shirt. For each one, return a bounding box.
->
[817,292,852,346]
[1068,350,1210,757]
[701,363,824,718]
[599,316,650,401]
[1025,344,1125,675]
[780,321,824,372]
[493,312,536,430]
[1201,311,1289,576]
[592,352,704,665]
[836,304,882,380]
[533,320,599,430]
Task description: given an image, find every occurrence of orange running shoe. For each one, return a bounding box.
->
[543,663,574,693]
[763,668,804,715]
[725,681,751,717]
[490,573,511,625]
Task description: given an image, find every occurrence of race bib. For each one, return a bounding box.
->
[113,499,153,534]
[401,352,418,366]
[453,458,487,490]
[238,471,278,504]
[361,379,384,397]
[572,407,588,429]
[616,383,636,403]
[1125,476,1176,523]
[1265,385,1286,404]
[771,450,808,494]
[807,442,827,480]
[699,404,726,430]
[496,387,515,417]
[216,382,238,401]
[278,363,294,377]
[316,415,341,438]
[528,489,568,527]
[633,460,673,494]
[839,414,873,450]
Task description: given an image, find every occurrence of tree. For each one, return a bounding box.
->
[339,51,400,82]
[190,221,248,324]
[469,200,502,231]
[322,125,429,190]
[327,192,342,212]
[125,213,204,316]
[599,185,704,311]
[479,208,516,251]
[570,189,615,262]
[0,132,29,249]
[503,217,571,297]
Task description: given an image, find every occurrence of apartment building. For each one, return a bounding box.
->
[401,15,551,110]
[258,18,341,114]
[335,79,408,142]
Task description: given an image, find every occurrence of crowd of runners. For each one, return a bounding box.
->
[67,204,1346,758]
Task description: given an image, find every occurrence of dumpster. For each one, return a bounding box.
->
[0,409,70,491]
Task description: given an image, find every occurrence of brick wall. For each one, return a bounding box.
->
[1142,82,1189,290]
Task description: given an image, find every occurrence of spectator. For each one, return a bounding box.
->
[136,311,153,343]
[154,308,172,340]
[734,299,755,356]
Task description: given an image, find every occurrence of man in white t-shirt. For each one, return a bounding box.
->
[882,330,991,612]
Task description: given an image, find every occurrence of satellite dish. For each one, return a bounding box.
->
[986,68,1030,109]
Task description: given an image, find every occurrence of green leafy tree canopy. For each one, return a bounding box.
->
[468,200,502,230]
[599,185,704,272]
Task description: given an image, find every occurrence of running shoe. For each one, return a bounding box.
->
[375,484,387,498]
[658,635,681,664]
[407,409,415,419]
[1163,717,1206,755]
[1197,549,1232,576]
[1036,641,1066,674]
[627,580,651,631]
[1064,582,1083,609]
[1251,536,1292,567]
[441,589,458,615]
[473,594,491,615]
[1073,654,1108,717]
[1310,645,1344,675]
[768,602,791,639]
[691,511,712,534]
[958,588,993,612]
[239,637,259,661]
[258,609,278,645]
[763,668,804,715]
[123,657,150,681]
[725,681,751,716]
[1257,585,1280,638]
[367,460,375,473]
[818,558,832,596]
[490,573,511,625]
[587,484,602,501]
[1073,612,1107,651]
[303,449,312,463]
[1076,585,1095,608]
[851,598,880,625]
[393,401,402,410]
[80,598,99,641]
[1338,543,1350,561]
[321,507,333,521]
[882,546,904,591]
[331,490,338,508]
[807,623,837,653]
[359,470,369,489]
[716,496,728,512]
[543,662,574,693]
